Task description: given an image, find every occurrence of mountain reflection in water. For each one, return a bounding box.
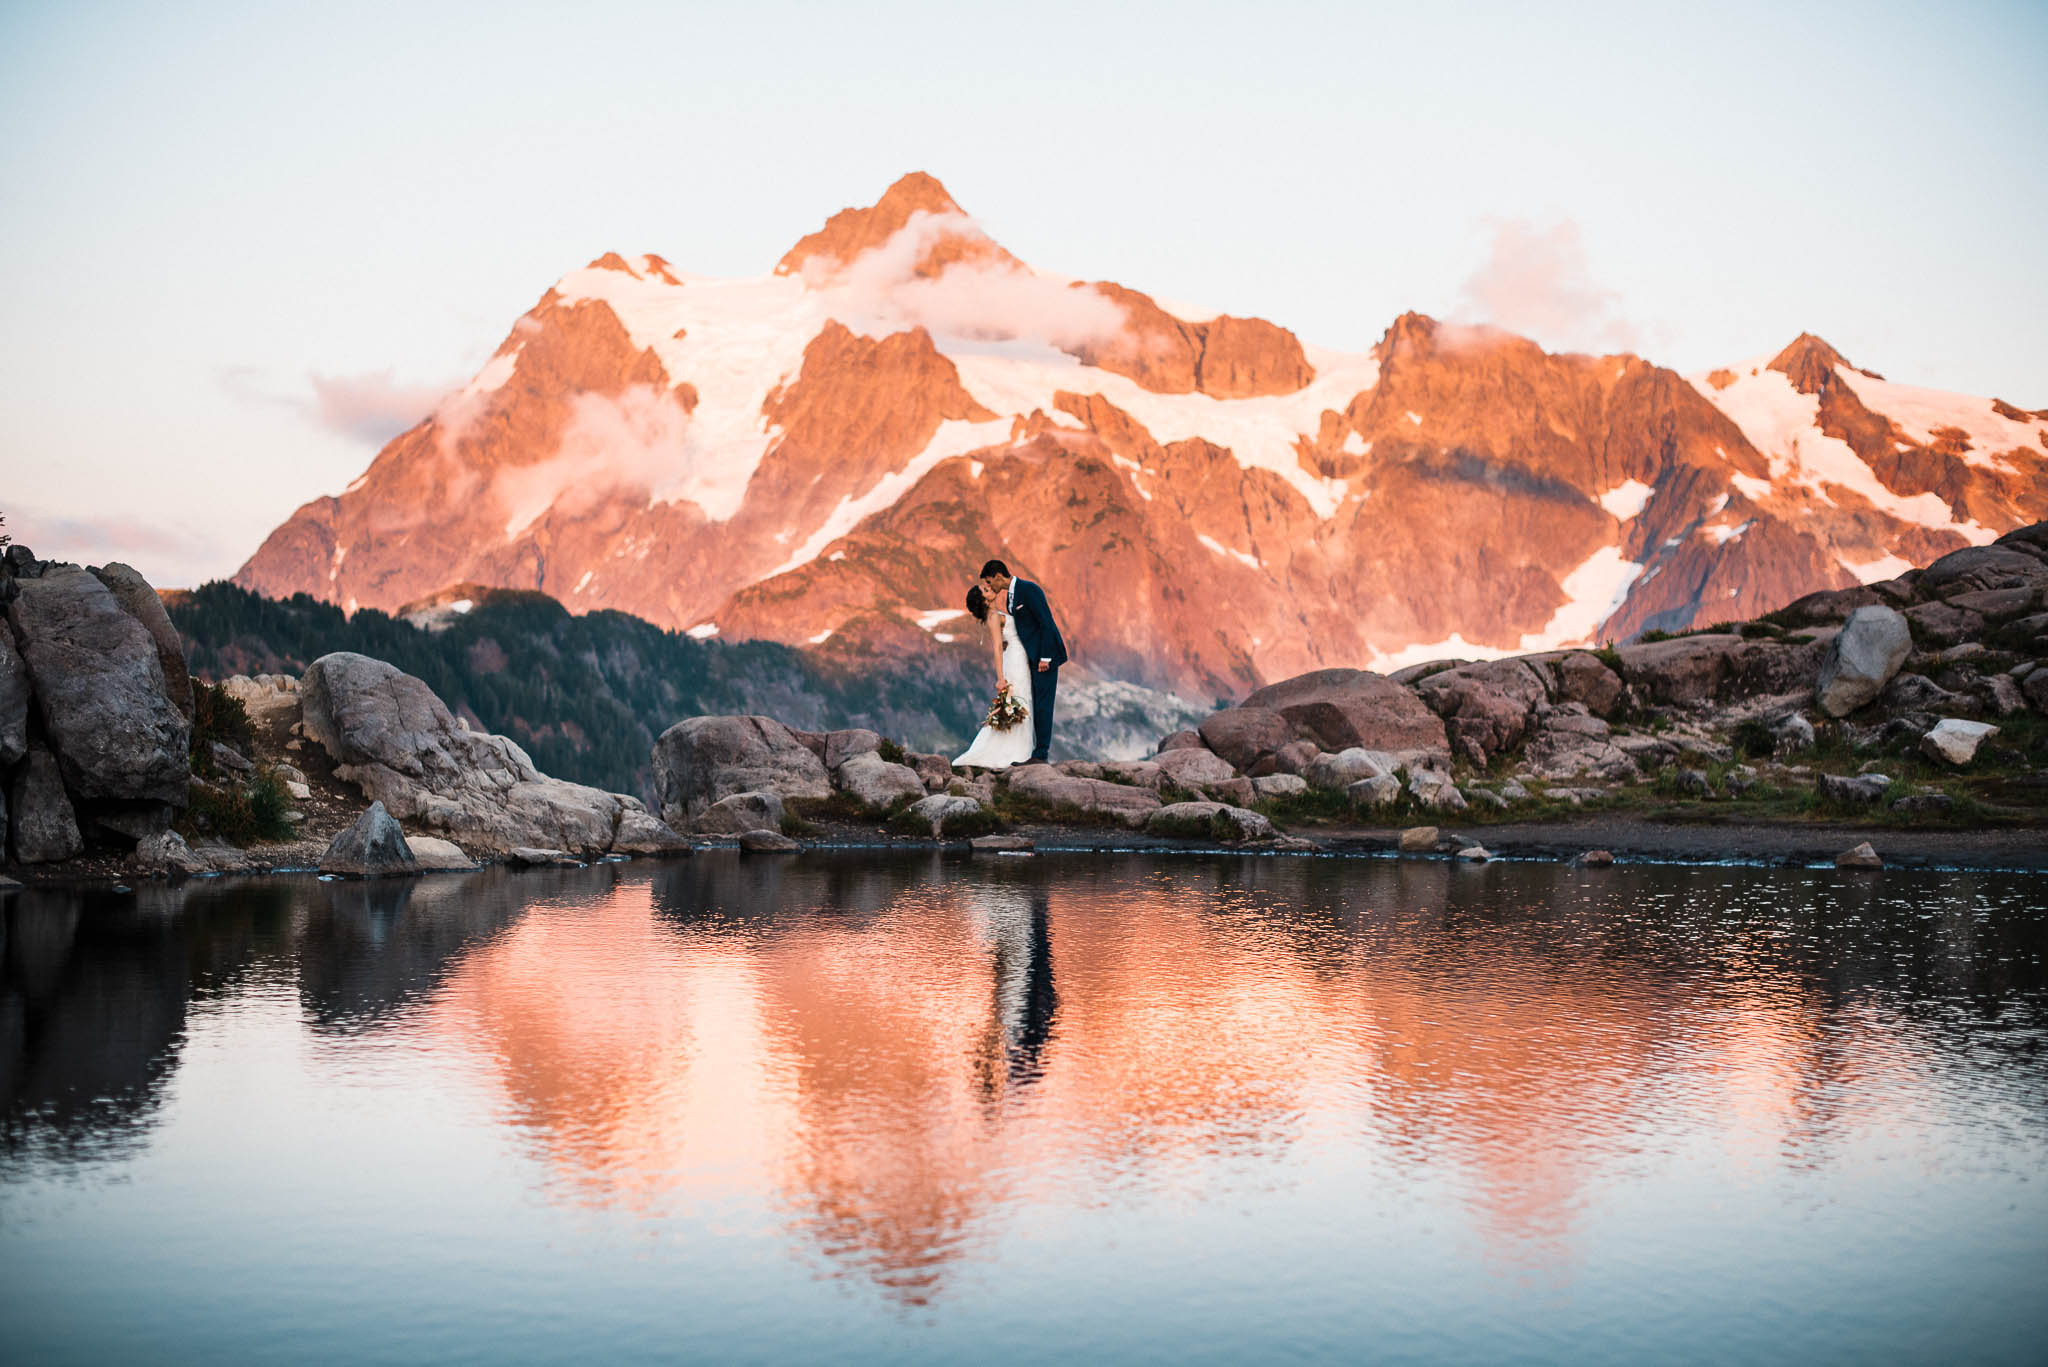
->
[4,852,2046,1360]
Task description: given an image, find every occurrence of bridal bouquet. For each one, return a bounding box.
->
[985,685,1028,731]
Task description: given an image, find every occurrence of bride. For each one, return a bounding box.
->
[954,584,1037,769]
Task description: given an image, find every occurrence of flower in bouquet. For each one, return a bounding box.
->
[985,686,1028,731]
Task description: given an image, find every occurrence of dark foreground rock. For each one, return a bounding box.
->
[320,801,418,877]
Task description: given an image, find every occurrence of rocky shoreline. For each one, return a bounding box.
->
[3,523,2045,892]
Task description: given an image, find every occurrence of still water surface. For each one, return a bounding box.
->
[3,852,2045,1364]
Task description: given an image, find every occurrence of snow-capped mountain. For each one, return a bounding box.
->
[236,172,2048,699]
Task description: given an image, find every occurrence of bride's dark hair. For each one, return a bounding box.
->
[964,585,988,622]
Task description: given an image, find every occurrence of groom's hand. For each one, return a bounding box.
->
[1037,659,1051,672]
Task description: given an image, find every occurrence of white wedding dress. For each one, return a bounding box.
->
[954,610,1036,769]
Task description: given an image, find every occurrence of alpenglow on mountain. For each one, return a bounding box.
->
[238,172,2048,700]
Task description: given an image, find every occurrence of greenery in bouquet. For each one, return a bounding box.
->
[985,685,1028,731]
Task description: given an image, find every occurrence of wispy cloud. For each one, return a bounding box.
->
[808,210,1129,351]
[219,365,455,445]
[5,503,225,587]
[1456,219,1639,355]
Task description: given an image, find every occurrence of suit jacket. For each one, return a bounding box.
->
[1008,578,1069,668]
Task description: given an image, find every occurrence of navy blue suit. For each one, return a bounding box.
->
[1007,578,1068,760]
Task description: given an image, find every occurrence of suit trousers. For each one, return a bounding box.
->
[1030,664,1059,760]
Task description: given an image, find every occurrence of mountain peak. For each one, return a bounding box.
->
[1766,332,1851,395]
[775,171,1014,280]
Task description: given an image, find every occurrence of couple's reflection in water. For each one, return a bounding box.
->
[8,854,2048,1307]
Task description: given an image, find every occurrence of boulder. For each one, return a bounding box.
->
[1772,712,1816,755]
[1240,668,1449,755]
[1777,584,1884,627]
[906,793,985,835]
[1903,601,1985,649]
[1153,746,1237,789]
[1835,841,1883,869]
[2024,667,2048,714]
[907,752,955,792]
[0,625,28,768]
[1006,765,1162,827]
[1145,801,1274,842]
[1921,718,1998,766]
[650,713,833,827]
[1251,773,1308,799]
[1205,776,1256,806]
[1815,606,1912,717]
[406,836,478,870]
[508,846,581,867]
[221,674,302,731]
[1552,651,1626,717]
[303,652,635,855]
[1098,759,1164,790]
[319,801,418,877]
[834,751,926,809]
[1455,844,1491,861]
[1615,635,1742,706]
[610,804,690,855]
[1945,586,2040,621]
[1398,826,1439,852]
[9,746,83,864]
[90,562,194,719]
[1406,769,1467,812]
[6,564,190,804]
[1916,545,2048,599]
[970,834,1034,851]
[1155,730,1205,752]
[823,728,882,770]
[1520,707,1637,781]
[1817,772,1891,804]
[1347,774,1402,809]
[1271,740,1321,774]
[1882,673,1970,715]
[694,790,787,835]
[1301,747,1393,791]
[1890,793,1955,818]
[210,741,254,773]
[1972,674,2026,717]
[1420,676,1531,768]
[738,828,800,853]
[1197,706,1294,774]
[134,830,208,875]
[1577,849,1615,867]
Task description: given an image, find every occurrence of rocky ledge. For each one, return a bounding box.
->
[5,523,2044,888]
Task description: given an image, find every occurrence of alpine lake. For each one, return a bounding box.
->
[4,848,2045,1366]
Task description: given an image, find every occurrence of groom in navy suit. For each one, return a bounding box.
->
[980,558,1068,764]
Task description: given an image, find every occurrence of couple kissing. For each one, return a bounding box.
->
[954,559,1068,770]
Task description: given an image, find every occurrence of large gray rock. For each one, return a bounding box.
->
[652,714,833,826]
[1196,706,1294,775]
[823,728,882,770]
[1144,801,1274,842]
[610,802,691,855]
[91,562,194,719]
[320,801,419,877]
[1251,773,1307,799]
[906,793,985,835]
[1006,765,1163,827]
[834,751,926,809]
[1347,774,1401,809]
[1815,606,1912,717]
[1242,668,1449,755]
[1921,718,1998,766]
[1916,545,2048,599]
[301,652,637,855]
[1153,746,1237,789]
[135,830,211,874]
[6,564,190,804]
[1406,768,1468,812]
[1301,747,1392,791]
[9,744,83,863]
[1817,772,1891,804]
[0,624,28,768]
[1615,635,1742,706]
[405,836,478,870]
[694,790,787,835]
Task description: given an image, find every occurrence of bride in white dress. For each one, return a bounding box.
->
[954,585,1037,769]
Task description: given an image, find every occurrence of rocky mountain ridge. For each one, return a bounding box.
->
[230,172,2048,704]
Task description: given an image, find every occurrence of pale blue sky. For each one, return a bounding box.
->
[4,0,2043,586]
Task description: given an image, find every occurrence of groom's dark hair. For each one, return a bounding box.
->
[979,558,1010,579]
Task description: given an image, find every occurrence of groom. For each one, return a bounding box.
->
[980,558,1068,764]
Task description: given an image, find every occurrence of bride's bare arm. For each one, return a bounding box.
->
[986,611,1007,689]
